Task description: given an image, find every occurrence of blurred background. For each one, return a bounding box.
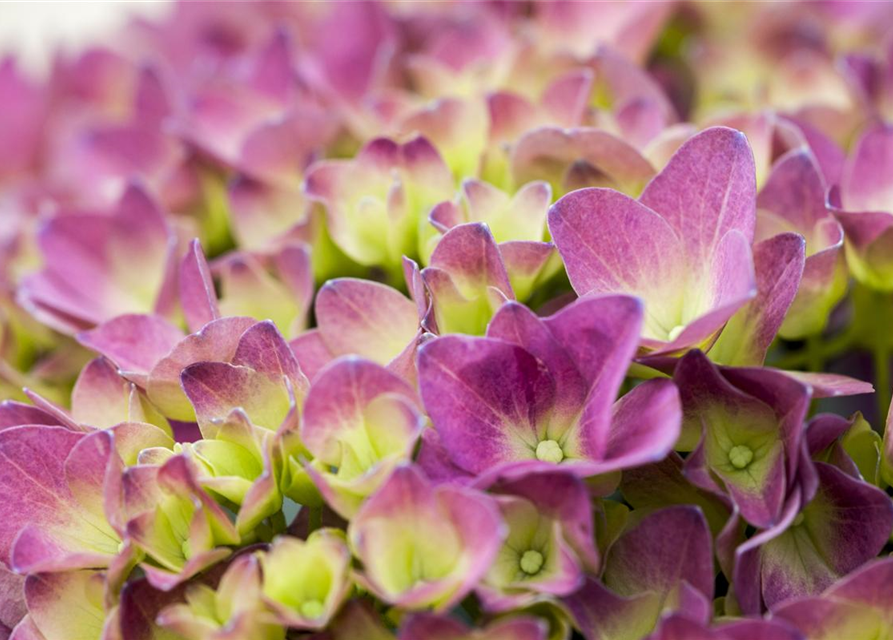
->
[3,0,893,425]
[0,1,171,74]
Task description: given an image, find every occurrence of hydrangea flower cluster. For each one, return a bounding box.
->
[3,2,893,639]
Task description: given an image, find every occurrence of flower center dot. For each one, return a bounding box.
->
[300,599,324,619]
[536,439,564,463]
[520,550,544,575]
[668,325,686,341]
[728,445,754,469]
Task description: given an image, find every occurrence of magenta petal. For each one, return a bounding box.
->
[732,491,803,615]
[699,229,759,335]
[580,378,681,471]
[20,391,79,432]
[228,178,311,252]
[231,319,305,387]
[301,356,419,463]
[315,278,420,366]
[755,149,843,339]
[70,358,162,431]
[780,371,874,398]
[833,208,893,251]
[429,200,464,234]
[0,564,25,634]
[548,188,685,331]
[709,233,805,366]
[428,222,514,300]
[562,577,662,640]
[77,314,184,385]
[421,222,516,335]
[0,59,45,176]
[603,506,714,607]
[288,330,334,383]
[543,294,643,394]
[20,181,176,333]
[551,173,757,351]
[674,351,799,528]
[486,301,588,423]
[757,150,830,235]
[487,469,599,573]
[649,614,806,640]
[737,463,893,614]
[22,571,106,640]
[511,126,655,196]
[147,316,257,421]
[499,241,559,302]
[274,244,315,316]
[181,361,291,433]
[720,365,811,486]
[0,402,65,431]
[118,576,196,640]
[178,240,220,334]
[640,126,756,263]
[420,295,671,477]
[716,619,804,640]
[823,556,893,607]
[0,427,118,572]
[418,335,556,474]
[841,122,893,212]
[805,414,853,456]
[773,597,881,640]
[760,463,893,610]
[773,559,893,637]
[647,616,715,640]
[415,429,475,487]
[780,117,845,186]
[834,210,893,290]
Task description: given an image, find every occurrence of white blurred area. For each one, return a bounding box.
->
[0,1,172,75]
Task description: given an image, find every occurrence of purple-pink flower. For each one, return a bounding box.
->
[0,2,892,639]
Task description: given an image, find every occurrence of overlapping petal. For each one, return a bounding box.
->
[550,127,758,352]
[348,465,505,610]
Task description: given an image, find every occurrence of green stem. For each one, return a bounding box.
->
[874,345,891,422]
[816,324,856,362]
[307,506,323,534]
[770,350,810,370]
[270,510,287,536]
[806,336,824,373]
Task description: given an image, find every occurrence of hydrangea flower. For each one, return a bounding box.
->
[348,465,505,610]
[833,123,893,290]
[418,295,681,480]
[731,460,891,612]
[428,180,560,301]
[1,3,893,639]
[420,222,516,336]
[259,530,352,629]
[305,136,455,279]
[18,185,178,334]
[158,554,285,640]
[476,470,598,611]
[673,350,810,528]
[292,277,422,383]
[549,127,758,353]
[301,357,424,517]
[774,558,893,639]
[753,150,846,339]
